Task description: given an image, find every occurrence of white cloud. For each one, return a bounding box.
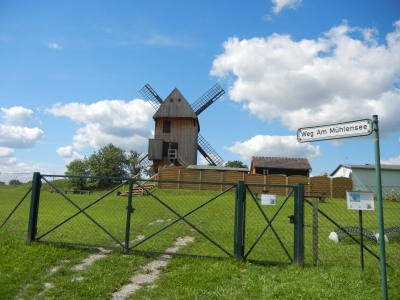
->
[0,147,14,157]
[46,99,154,152]
[56,145,84,164]
[47,43,62,50]
[381,156,400,165]
[224,135,321,161]
[210,21,400,136]
[0,124,44,148]
[271,0,302,14]
[1,106,33,125]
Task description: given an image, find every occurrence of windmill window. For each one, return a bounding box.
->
[178,98,181,102]
[163,120,171,133]
[170,98,174,102]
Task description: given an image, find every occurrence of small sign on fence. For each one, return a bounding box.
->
[346,191,375,211]
[261,194,276,205]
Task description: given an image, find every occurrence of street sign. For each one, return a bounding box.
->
[297,119,372,142]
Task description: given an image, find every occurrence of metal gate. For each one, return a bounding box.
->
[27,173,304,266]
[235,182,304,266]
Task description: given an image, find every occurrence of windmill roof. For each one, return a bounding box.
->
[153,88,197,119]
[251,156,312,170]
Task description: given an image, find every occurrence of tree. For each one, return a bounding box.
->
[65,158,90,190]
[225,160,249,169]
[126,149,142,177]
[65,143,144,189]
[87,144,129,188]
[9,179,23,186]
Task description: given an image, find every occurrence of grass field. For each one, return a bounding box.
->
[1,180,399,299]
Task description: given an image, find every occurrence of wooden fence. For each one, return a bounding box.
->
[156,165,353,198]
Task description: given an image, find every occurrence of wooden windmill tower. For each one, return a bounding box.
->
[138,84,225,171]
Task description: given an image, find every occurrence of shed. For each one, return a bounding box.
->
[250,156,312,177]
[330,164,400,191]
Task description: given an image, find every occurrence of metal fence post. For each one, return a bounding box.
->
[294,183,305,267]
[124,178,134,253]
[234,181,245,260]
[27,172,41,244]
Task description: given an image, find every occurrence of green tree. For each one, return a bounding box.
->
[65,158,90,190]
[224,160,249,169]
[65,143,144,189]
[126,149,142,177]
[8,179,23,186]
[318,172,329,177]
[87,144,130,188]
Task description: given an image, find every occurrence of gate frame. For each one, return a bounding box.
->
[234,181,304,267]
[27,174,304,267]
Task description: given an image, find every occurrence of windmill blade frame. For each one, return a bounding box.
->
[191,84,225,116]
[139,84,163,110]
[197,133,225,166]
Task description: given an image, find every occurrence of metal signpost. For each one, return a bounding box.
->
[297,115,388,300]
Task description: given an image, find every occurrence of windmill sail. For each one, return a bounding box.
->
[136,152,153,169]
[197,133,225,166]
[139,84,163,110]
[191,84,225,116]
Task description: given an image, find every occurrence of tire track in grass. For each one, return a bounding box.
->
[31,218,185,299]
[112,235,195,300]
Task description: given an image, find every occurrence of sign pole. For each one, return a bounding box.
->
[359,210,364,271]
[372,115,388,300]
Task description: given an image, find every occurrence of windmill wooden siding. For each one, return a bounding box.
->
[149,88,199,170]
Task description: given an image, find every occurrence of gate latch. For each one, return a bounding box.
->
[126,206,135,214]
[288,215,295,224]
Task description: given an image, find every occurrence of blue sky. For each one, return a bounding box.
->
[1,0,400,176]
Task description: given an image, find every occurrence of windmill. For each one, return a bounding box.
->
[138,84,225,172]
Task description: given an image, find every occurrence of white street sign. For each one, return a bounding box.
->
[297,119,372,142]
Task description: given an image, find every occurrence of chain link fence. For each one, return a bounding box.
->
[1,174,399,268]
[0,173,33,236]
[303,184,400,269]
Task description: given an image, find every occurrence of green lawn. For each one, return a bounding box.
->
[1,181,399,299]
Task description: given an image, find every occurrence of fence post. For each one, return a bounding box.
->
[234,181,245,260]
[124,178,134,253]
[294,183,305,267]
[27,172,41,244]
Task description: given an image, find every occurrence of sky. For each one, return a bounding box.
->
[1,0,400,177]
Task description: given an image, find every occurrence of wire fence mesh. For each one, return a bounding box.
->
[244,184,296,264]
[1,174,399,268]
[303,184,400,269]
[0,173,33,236]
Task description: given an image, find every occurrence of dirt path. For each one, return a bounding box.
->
[112,236,194,300]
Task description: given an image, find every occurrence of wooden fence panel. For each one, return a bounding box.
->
[155,167,354,198]
[244,174,266,195]
[266,174,287,196]
[331,177,353,198]
[222,172,245,190]
[201,170,222,191]
[309,177,331,197]
[158,166,179,189]
[179,169,201,190]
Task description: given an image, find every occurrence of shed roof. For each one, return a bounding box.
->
[153,88,197,119]
[251,156,312,170]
